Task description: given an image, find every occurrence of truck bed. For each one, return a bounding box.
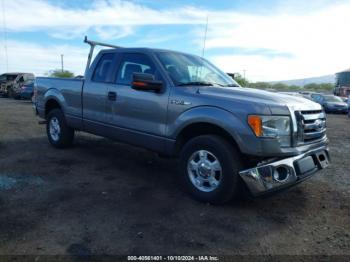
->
[36,77,84,121]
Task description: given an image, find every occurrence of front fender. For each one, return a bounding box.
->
[167,106,258,154]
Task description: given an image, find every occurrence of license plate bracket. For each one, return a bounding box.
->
[295,156,317,175]
[315,151,329,169]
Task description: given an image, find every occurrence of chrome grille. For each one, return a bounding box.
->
[295,110,326,144]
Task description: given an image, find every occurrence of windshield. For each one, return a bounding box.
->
[324,95,343,102]
[156,52,240,87]
[7,75,18,81]
[0,74,17,82]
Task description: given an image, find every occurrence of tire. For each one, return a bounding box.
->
[179,135,243,204]
[46,109,74,148]
[7,88,14,98]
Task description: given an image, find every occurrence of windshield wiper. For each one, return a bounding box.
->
[224,84,240,87]
[177,81,214,86]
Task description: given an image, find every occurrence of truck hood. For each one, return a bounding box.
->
[197,86,322,112]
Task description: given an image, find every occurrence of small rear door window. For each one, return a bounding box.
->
[92,53,115,83]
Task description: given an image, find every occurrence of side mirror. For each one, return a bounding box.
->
[132,73,162,92]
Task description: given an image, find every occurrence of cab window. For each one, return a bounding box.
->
[116,53,157,85]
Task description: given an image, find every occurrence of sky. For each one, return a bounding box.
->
[0,0,350,82]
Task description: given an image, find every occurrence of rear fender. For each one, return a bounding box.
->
[43,88,66,113]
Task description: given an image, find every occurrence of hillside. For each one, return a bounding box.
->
[270,74,335,86]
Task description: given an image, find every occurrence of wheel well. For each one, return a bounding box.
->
[175,123,240,154]
[45,99,61,117]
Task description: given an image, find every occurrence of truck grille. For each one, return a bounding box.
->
[295,110,326,144]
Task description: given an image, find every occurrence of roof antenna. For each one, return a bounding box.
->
[201,15,209,58]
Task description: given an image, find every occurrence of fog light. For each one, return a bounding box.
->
[273,166,290,183]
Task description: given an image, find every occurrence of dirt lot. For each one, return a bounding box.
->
[0,98,349,256]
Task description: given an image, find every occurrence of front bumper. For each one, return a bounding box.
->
[239,146,330,196]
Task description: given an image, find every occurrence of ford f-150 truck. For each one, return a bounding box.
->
[34,37,330,204]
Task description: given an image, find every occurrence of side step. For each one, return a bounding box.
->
[38,120,47,125]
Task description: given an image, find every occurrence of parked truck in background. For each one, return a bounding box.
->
[33,37,330,204]
[334,68,350,98]
[0,73,35,98]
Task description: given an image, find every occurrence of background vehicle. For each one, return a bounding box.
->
[340,97,348,102]
[33,37,330,204]
[310,93,348,114]
[0,73,18,96]
[16,82,35,100]
[0,73,35,98]
[278,91,305,98]
[298,91,318,100]
[334,68,350,97]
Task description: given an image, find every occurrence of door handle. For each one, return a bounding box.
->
[108,91,117,101]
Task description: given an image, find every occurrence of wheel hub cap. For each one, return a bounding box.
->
[187,150,222,192]
[49,117,61,142]
[198,162,211,178]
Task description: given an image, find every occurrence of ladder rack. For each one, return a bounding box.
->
[84,36,122,77]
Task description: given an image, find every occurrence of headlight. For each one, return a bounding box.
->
[248,115,291,147]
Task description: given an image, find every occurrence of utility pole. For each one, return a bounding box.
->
[1,0,8,72]
[243,69,246,79]
[201,15,209,58]
[61,54,64,72]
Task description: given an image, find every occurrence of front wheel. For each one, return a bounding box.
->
[46,109,74,148]
[180,135,243,204]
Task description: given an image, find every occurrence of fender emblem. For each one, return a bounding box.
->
[170,99,191,106]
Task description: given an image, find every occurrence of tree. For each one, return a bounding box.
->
[304,83,333,92]
[229,73,249,87]
[271,83,289,91]
[47,69,75,78]
[249,82,272,89]
[226,72,333,92]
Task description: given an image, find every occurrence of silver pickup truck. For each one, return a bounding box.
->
[34,37,330,204]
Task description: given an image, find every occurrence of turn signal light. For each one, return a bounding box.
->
[132,81,147,87]
[248,115,263,137]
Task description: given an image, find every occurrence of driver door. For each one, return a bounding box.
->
[106,53,170,147]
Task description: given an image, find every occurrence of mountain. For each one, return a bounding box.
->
[270,74,335,86]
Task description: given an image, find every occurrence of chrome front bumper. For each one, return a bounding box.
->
[239,147,330,196]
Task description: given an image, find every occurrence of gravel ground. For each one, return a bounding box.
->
[0,98,349,256]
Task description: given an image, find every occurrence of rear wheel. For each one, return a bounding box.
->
[7,87,14,98]
[46,109,74,148]
[180,135,243,204]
